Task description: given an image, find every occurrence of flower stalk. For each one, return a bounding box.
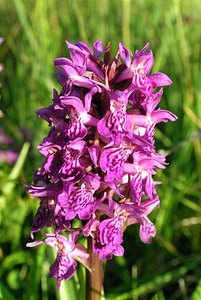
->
[87,237,103,300]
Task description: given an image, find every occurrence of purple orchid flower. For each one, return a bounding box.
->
[27,40,177,286]
[58,95,99,140]
[56,174,101,220]
[96,203,128,260]
[83,200,128,260]
[118,43,172,94]
[27,232,89,287]
[99,144,133,182]
[127,197,160,244]
[66,40,105,80]
[97,90,133,144]
[54,44,106,90]
[37,131,86,182]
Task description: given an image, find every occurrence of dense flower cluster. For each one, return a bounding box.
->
[26,40,177,287]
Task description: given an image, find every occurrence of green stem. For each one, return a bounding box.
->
[87,237,103,300]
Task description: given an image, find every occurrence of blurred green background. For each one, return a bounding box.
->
[0,0,201,299]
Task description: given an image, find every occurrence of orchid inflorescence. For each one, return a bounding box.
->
[26,40,177,287]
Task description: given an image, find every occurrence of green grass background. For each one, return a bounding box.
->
[0,0,201,299]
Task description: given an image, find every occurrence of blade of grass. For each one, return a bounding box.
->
[122,0,131,48]
[2,142,30,196]
[191,279,201,300]
[107,254,201,299]
[0,283,17,300]
[12,0,38,53]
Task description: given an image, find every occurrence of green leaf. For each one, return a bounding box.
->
[0,251,31,275]
[191,279,201,300]
[0,283,17,300]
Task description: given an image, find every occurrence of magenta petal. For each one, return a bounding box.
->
[82,218,100,237]
[127,114,150,127]
[100,147,126,182]
[66,41,87,67]
[139,218,156,244]
[149,72,172,87]
[57,191,68,207]
[69,75,97,89]
[145,88,163,114]
[87,59,104,80]
[115,68,133,83]
[98,217,124,259]
[54,58,78,76]
[60,96,84,113]
[133,43,154,74]
[26,184,59,198]
[50,254,77,287]
[130,172,142,204]
[26,240,43,247]
[72,243,90,270]
[30,202,55,239]
[84,173,100,190]
[151,109,178,123]
[84,86,102,112]
[119,43,131,67]
[141,197,160,216]
[55,69,68,85]
[139,158,166,170]
[93,40,104,57]
[76,41,91,53]
[63,183,98,221]
[87,145,101,165]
